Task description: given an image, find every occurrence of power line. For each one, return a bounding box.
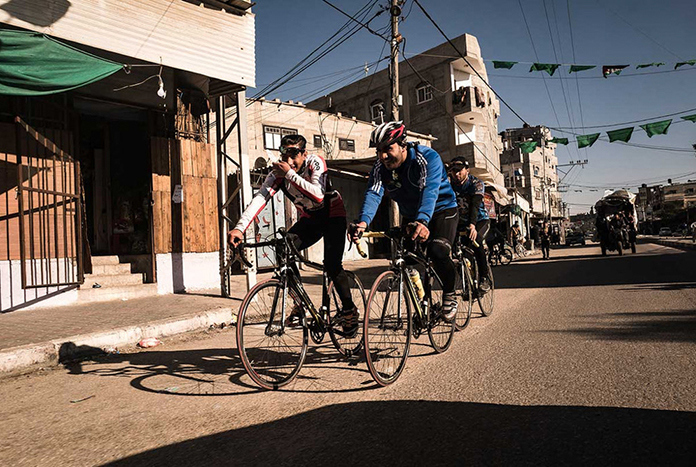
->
[411,0,529,126]
[322,0,389,41]
[596,0,684,61]
[488,66,696,80]
[549,106,696,130]
[400,43,502,175]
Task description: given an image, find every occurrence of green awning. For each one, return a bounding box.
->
[640,119,672,137]
[607,127,634,143]
[0,29,123,96]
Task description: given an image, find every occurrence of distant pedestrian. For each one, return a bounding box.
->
[530,224,540,252]
[540,223,551,260]
[691,221,696,243]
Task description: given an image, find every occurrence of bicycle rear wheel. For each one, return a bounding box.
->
[364,270,411,386]
[453,258,473,331]
[477,263,495,317]
[328,270,366,358]
[501,247,514,265]
[427,271,455,353]
[236,279,308,390]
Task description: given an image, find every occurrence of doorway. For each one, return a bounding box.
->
[75,98,154,280]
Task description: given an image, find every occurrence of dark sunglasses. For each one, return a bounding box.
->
[280,146,304,157]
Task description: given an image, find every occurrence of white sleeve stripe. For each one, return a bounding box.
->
[416,153,427,189]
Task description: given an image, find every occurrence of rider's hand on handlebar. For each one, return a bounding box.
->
[407,221,430,243]
[467,224,478,242]
[228,228,244,247]
[348,221,367,243]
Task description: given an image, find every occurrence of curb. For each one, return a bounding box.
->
[642,237,696,251]
[0,307,234,375]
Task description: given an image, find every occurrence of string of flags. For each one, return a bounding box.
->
[491,60,696,78]
[516,114,696,152]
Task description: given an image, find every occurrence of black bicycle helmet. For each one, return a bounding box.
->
[369,121,406,149]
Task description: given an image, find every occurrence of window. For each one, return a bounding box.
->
[370,100,385,123]
[533,165,540,177]
[416,84,433,104]
[313,135,322,148]
[535,188,542,200]
[263,125,297,150]
[338,138,355,152]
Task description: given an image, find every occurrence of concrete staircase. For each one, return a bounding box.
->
[78,256,158,303]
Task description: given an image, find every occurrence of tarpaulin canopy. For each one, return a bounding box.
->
[469,167,510,206]
[0,28,123,96]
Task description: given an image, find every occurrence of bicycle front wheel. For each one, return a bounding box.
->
[427,271,455,353]
[328,270,366,358]
[477,263,495,317]
[236,279,308,390]
[453,258,473,331]
[364,270,411,386]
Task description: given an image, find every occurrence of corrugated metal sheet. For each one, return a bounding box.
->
[0,0,255,87]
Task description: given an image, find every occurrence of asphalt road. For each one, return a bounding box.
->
[1,242,694,466]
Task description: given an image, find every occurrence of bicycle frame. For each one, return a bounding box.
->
[239,230,331,336]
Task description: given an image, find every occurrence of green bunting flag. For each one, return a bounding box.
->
[493,61,517,69]
[640,119,672,137]
[607,127,634,143]
[636,62,665,69]
[681,114,696,123]
[675,60,696,69]
[602,65,629,78]
[577,133,600,148]
[518,141,538,153]
[569,65,596,74]
[547,137,569,145]
[530,63,561,76]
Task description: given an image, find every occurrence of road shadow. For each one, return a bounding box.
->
[492,248,694,289]
[104,399,696,466]
[67,339,378,396]
[546,308,696,344]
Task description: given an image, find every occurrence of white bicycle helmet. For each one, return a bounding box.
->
[369,121,406,149]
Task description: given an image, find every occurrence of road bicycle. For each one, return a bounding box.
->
[488,242,514,266]
[513,240,528,258]
[233,228,366,390]
[357,227,454,386]
[453,234,495,318]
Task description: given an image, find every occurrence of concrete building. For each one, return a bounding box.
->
[500,125,562,220]
[218,99,434,263]
[0,0,255,311]
[307,33,503,185]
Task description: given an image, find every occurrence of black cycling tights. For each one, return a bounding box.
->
[287,215,355,311]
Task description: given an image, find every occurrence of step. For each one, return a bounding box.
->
[90,263,133,276]
[90,256,121,266]
[83,273,144,288]
[76,283,159,304]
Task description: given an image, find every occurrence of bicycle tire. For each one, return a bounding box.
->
[327,270,366,358]
[453,259,473,331]
[501,247,514,265]
[477,263,495,317]
[488,251,498,267]
[236,279,308,390]
[427,271,455,353]
[364,270,411,386]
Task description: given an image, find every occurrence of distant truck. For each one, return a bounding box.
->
[594,189,638,256]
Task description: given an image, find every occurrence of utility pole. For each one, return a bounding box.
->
[388,0,403,229]
[389,0,401,120]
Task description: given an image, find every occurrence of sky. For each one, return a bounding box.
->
[251,0,696,215]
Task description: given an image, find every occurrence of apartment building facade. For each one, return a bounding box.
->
[306,33,503,185]
[500,125,562,219]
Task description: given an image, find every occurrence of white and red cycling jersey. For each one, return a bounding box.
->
[234,153,346,233]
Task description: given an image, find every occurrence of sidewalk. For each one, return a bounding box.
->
[0,260,388,375]
[640,235,696,251]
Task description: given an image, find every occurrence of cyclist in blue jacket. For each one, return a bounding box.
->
[349,121,460,322]
[448,157,491,291]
